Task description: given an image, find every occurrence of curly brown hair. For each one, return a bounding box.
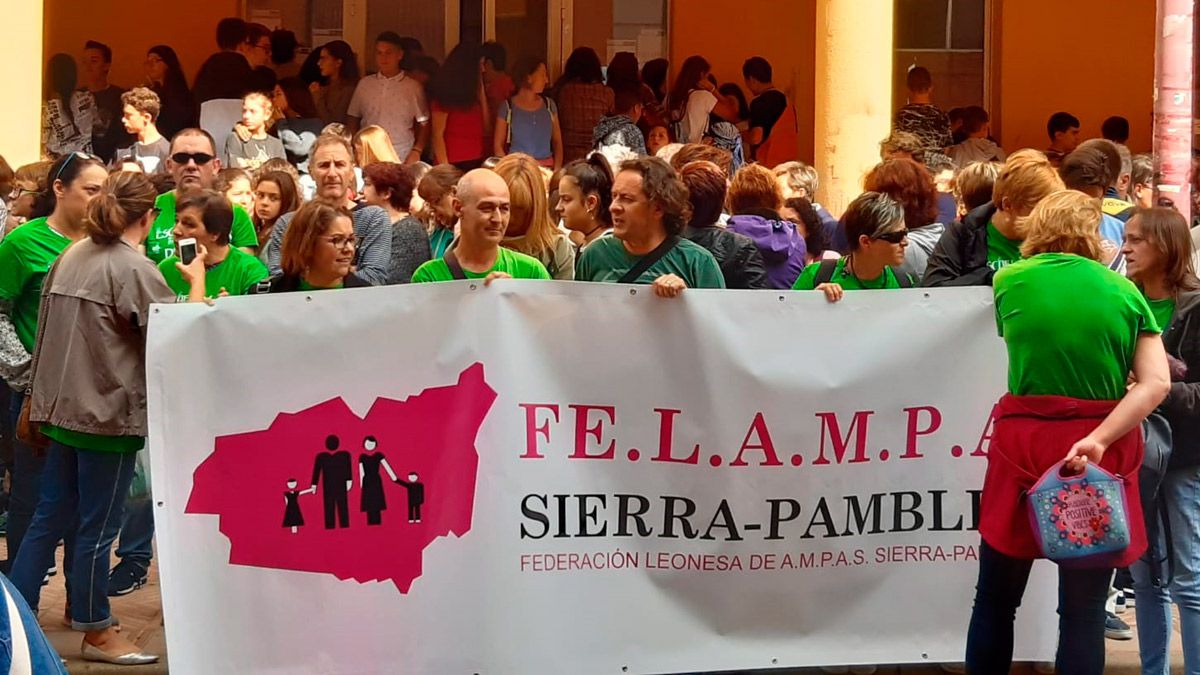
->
[618,157,691,236]
[863,158,939,229]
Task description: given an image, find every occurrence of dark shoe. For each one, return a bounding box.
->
[107,561,148,597]
[1105,612,1133,640]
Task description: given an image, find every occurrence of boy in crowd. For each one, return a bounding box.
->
[225,93,285,170]
[116,88,169,173]
[947,106,1006,166]
[592,89,646,156]
[1044,111,1081,167]
[742,56,787,160]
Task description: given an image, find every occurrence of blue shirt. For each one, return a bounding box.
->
[1100,213,1125,246]
[498,97,556,160]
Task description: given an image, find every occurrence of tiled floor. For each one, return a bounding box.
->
[16,546,1186,674]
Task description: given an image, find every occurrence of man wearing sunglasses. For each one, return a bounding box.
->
[143,129,259,265]
[792,191,914,301]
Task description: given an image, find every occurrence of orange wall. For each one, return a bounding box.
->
[997,0,1156,153]
[670,0,816,163]
[43,0,241,90]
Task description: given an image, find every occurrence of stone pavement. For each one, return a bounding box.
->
[13,544,1185,674]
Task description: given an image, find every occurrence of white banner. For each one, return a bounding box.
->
[146,282,1056,674]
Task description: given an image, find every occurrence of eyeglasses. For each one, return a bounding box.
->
[872,230,908,244]
[321,235,357,250]
[8,187,36,201]
[52,151,100,183]
[170,152,215,166]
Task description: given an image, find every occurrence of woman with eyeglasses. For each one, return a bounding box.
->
[791,191,913,301]
[257,200,368,292]
[0,152,107,567]
[11,171,207,666]
[5,161,54,234]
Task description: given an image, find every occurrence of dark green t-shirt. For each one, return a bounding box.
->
[411,247,550,283]
[575,237,725,288]
[1147,297,1176,333]
[0,218,72,351]
[145,191,259,264]
[994,253,1159,400]
[986,222,1023,272]
[791,257,908,291]
[158,246,269,298]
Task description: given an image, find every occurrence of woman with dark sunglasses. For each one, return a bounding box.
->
[791,191,913,301]
[0,152,107,567]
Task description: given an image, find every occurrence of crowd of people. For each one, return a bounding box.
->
[0,14,1196,675]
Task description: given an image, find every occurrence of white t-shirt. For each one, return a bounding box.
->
[681,89,717,144]
[347,72,431,157]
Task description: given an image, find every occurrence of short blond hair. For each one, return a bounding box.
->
[773,161,819,199]
[243,91,273,115]
[1020,190,1104,261]
[953,161,1002,213]
[992,150,1064,218]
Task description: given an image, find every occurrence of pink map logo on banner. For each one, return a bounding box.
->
[185,363,496,592]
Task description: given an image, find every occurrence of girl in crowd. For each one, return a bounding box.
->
[6,161,53,233]
[495,57,562,169]
[265,200,368,292]
[361,162,432,284]
[0,153,107,569]
[43,54,94,158]
[780,197,837,265]
[718,83,750,132]
[252,170,300,265]
[555,155,614,253]
[1122,207,1200,675]
[12,171,207,666]
[494,154,575,280]
[429,42,489,171]
[311,41,360,125]
[417,164,463,259]
[792,191,912,298]
[967,190,1169,674]
[726,163,807,289]
[645,126,671,158]
[264,135,391,286]
[553,47,613,163]
[272,77,325,170]
[144,45,195,140]
[863,158,944,281]
[214,168,254,214]
[641,58,669,106]
[353,125,401,167]
[667,55,739,144]
[679,160,767,290]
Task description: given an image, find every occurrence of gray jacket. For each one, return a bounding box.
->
[897,223,945,283]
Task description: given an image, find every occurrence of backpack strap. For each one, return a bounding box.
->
[444,249,468,281]
[812,258,840,286]
[505,97,514,147]
[619,236,680,284]
[892,268,914,288]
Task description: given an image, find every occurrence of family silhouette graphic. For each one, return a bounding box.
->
[290,435,427,531]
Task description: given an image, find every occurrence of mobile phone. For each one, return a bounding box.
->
[178,238,197,265]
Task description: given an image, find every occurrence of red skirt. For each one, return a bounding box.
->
[978,394,1147,567]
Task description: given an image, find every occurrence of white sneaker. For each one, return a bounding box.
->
[1114,590,1128,614]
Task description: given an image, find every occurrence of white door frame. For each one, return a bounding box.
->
[474,0,570,78]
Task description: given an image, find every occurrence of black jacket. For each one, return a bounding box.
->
[920,202,998,287]
[1160,290,1200,469]
[684,226,769,289]
[252,273,371,294]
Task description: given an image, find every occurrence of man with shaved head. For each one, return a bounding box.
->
[411,169,551,283]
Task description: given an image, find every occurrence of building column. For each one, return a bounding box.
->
[1153,0,1194,222]
[813,0,894,216]
[0,1,43,166]
[343,0,368,74]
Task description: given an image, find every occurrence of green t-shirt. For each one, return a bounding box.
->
[158,246,269,298]
[986,222,1023,272]
[0,218,72,352]
[298,279,344,291]
[42,424,144,453]
[411,247,551,283]
[575,237,726,288]
[994,253,1160,400]
[1147,297,1176,332]
[791,257,908,291]
[145,191,259,264]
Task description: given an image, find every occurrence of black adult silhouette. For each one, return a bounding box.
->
[395,472,425,523]
[311,435,353,529]
[358,436,398,526]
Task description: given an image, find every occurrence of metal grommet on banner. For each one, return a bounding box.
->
[771,657,779,664]
[778,295,785,301]
[469,283,478,291]
[304,295,313,302]
[153,307,160,314]
[156,501,164,507]
[629,289,637,296]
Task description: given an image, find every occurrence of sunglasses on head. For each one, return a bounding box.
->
[872,230,908,244]
[52,151,100,183]
[171,152,215,166]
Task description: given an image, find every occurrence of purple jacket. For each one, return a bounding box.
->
[726,212,808,289]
